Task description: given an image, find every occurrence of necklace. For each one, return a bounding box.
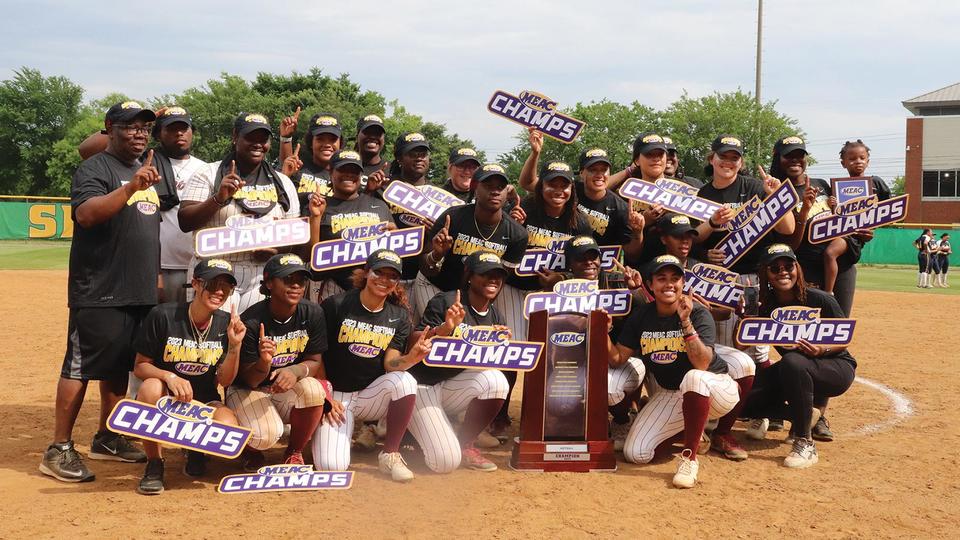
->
[187,304,213,345]
[474,215,500,242]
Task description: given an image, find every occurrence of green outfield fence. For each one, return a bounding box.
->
[0,198,955,265]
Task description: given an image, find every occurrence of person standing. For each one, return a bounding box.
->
[41,101,160,482]
[937,233,952,287]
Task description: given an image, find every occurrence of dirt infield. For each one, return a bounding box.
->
[2,270,957,538]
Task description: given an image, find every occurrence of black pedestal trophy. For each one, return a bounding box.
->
[510,310,616,472]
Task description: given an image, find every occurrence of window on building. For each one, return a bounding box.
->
[922,170,959,198]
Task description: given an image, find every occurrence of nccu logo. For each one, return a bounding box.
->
[550,332,585,347]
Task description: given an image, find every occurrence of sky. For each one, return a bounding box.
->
[5,0,960,180]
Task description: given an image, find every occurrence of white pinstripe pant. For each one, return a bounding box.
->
[311,371,418,471]
[187,260,266,314]
[411,273,443,328]
[623,370,739,464]
[407,370,509,473]
[714,344,756,380]
[225,377,327,451]
[714,273,769,364]
[309,279,345,304]
[493,283,530,340]
[608,356,646,406]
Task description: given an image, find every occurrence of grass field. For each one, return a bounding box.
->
[0,240,957,294]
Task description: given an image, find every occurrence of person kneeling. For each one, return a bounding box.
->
[132,259,245,495]
[613,255,739,488]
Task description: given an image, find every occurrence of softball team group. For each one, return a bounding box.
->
[42,100,901,493]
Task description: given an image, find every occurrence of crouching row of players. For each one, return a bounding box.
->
[134,236,855,493]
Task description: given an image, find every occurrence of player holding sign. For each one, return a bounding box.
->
[305,149,395,301]
[741,244,857,468]
[407,251,512,472]
[131,259,246,494]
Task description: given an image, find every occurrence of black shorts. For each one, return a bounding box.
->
[61,305,153,381]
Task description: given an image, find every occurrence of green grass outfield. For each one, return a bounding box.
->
[0,240,957,295]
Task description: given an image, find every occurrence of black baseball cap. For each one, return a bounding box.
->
[465,251,507,276]
[356,114,385,134]
[473,162,508,184]
[579,148,612,170]
[193,258,237,284]
[759,243,798,267]
[540,161,574,183]
[449,147,481,166]
[663,136,678,152]
[154,106,192,132]
[394,132,430,156]
[105,101,156,124]
[564,235,601,263]
[658,213,699,237]
[331,149,363,171]
[234,113,273,137]
[264,253,310,279]
[633,132,668,156]
[774,135,807,156]
[309,113,342,137]
[711,134,744,156]
[366,249,403,273]
[644,254,685,280]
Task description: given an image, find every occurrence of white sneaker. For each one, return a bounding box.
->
[378,451,414,482]
[784,438,819,468]
[746,418,769,440]
[374,418,388,438]
[672,449,699,489]
[610,420,631,452]
[787,408,821,444]
[354,423,377,451]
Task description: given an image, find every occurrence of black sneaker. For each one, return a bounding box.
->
[89,431,147,463]
[183,451,207,477]
[768,418,784,432]
[39,441,95,483]
[137,459,165,495]
[812,416,834,442]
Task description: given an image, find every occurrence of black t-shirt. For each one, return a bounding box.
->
[695,174,771,275]
[383,177,431,280]
[760,288,857,367]
[677,175,704,188]
[575,183,632,246]
[361,160,388,192]
[135,302,230,400]
[441,180,475,204]
[321,289,412,392]
[617,302,726,390]
[292,162,332,217]
[426,204,528,291]
[69,152,161,308]
[408,289,503,385]
[318,193,395,290]
[513,197,593,290]
[238,300,328,389]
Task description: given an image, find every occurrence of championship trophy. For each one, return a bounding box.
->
[510,310,616,472]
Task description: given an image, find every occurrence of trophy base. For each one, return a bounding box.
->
[509,439,617,472]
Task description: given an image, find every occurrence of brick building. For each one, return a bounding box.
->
[903,83,960,224]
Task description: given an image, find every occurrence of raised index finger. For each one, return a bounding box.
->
[294,143,301,155]
[293,106,301,119]
[230,160,237,176]
[144,149,154,166]
[454,290,460,306]
[443,215,451,231]
[259,323,265,339]
[757,164,768,179]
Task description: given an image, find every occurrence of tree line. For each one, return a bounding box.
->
[2,66,816,197]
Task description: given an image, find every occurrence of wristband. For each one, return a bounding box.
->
[683,333,699,342]
[318,379,334,399]
[280,136,293,143]
[213,193,229,207]
[708,217,720,228]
